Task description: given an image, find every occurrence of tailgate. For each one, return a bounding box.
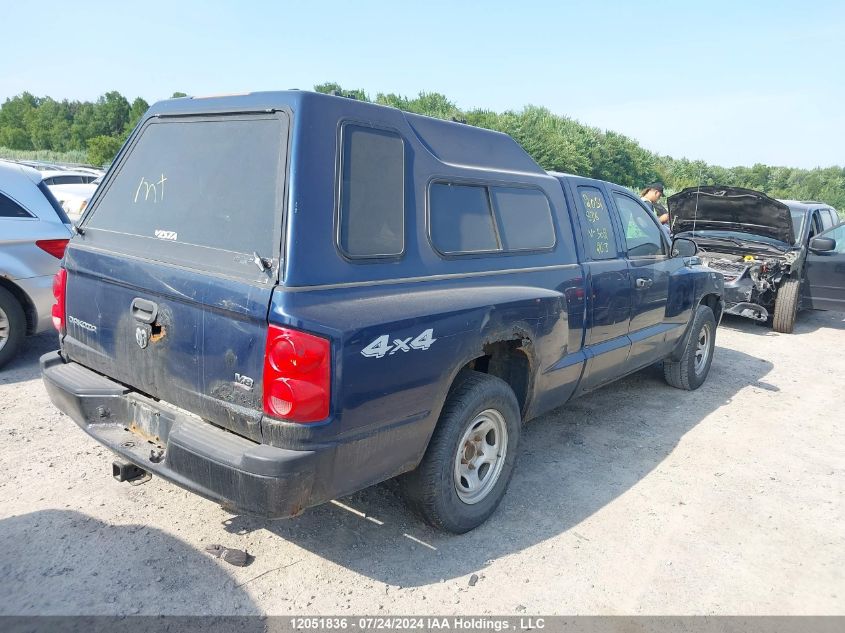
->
[61,112,289,441]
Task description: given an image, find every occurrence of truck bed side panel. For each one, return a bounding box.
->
[262,268,585,500]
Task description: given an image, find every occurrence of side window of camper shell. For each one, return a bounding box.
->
[337,124,405,258]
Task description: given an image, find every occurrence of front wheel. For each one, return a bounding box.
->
[399,371,521,533]
[772,278,801,333]
[664,304,717,390]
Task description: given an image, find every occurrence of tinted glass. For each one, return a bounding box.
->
[613,193,665,257]
[819,224,845,254]
[819,210,830,229]
[809,212,823,238]
[58,175,83,185]
[490,187,555,250]
[575,186,615,260]
[86,116,284,258]
[339,125,404,257]
[430,183,499,253]
[0,192,33,218]
[790,210,805,243]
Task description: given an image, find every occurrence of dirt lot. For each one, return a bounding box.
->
[0,312,842,616]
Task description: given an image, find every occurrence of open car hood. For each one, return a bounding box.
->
[668,186,794,244]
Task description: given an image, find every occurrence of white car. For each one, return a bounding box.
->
[49,182,98,220]
[40,169,102,186]
[0,161,73,367]
[41,170,102,220]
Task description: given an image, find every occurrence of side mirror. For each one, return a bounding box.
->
[810,236,835,252]
[672,237,698,257]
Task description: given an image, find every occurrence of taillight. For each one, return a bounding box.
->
[36,239,69,259]
[263,325,331,423]
[51,268,67,333]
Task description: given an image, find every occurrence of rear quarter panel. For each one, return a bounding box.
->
[264,269,586,498]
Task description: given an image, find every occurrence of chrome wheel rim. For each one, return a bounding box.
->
[694,323,712,376]
[453,408,508,505]
[0,306,9,352]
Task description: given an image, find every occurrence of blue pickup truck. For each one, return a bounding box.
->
[41,91,723,533]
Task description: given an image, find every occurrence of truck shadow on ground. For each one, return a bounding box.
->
[0,509,259,615]
[224,345,776,587]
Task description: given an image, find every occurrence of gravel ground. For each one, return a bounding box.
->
[0,311,843,616]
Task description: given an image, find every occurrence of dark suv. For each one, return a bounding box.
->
[670,187,844,332]
[42,91,722,532]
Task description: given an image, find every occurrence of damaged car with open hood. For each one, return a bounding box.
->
[669,186,844,333]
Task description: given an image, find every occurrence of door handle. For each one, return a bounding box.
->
[131,297,159,324]
[635,278,653,289]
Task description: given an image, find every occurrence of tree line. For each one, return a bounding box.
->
[0,91,185,166]
[1,84,842,211]
[313,83,844,211]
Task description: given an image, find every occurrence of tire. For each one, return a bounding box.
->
[0,287,26,369]
[772,278,801,334]
[664,304,717,391]
[399,370,521,533]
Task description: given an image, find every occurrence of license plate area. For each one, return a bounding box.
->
[127,399,169,449]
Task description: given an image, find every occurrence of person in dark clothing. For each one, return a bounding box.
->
[640,181,669,226]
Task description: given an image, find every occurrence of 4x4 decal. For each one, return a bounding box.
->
[361,329,436,359]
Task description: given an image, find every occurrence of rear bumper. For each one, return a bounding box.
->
[41,351,321,518]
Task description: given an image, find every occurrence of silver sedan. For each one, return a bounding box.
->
[0,161,73,368]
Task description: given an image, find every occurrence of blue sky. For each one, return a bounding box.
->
[3,0,843,168]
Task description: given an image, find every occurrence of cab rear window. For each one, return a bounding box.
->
[429,182,555,255]
[85,114,286,267]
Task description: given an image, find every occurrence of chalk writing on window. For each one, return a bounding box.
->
[134,174,167,203]
[578,188,613,259]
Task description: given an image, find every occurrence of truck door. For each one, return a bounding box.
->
[608,190,685,371]
[804,222,845,311]
[570,184,633,392]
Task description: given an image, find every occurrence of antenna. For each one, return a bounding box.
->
[692,164,704,235]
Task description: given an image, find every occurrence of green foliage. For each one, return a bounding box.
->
[0,91,150,166]
[1,85,842,211]
[314,82,368,101]
[87,135,124,167]
[310,84,843,208]
[655,157,845,209]
[376,91,461,119]
[127,97,150,135]
[0,146,88,165]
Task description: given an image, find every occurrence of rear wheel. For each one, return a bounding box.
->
[664,304,716,390]
[772,278,801,334]
[399,371,521,533]
[0,287,26,369]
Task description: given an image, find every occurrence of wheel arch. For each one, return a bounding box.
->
[700,292,723,324]
[668,293,723,362]
[449,330,535,420]
[0,276,37,335]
